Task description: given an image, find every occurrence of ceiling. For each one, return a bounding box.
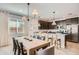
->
[0,3,79,21]
[0,3,28,16]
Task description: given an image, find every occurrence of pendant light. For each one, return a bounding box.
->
[52,20,56,25]
[32,9,40,26]
[52,11,56,25]
[32,9,38,19]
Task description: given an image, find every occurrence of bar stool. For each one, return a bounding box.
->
[56,39,61,48]
[47,33,53,45]
[48,37,53,45]
[52,34,57,46]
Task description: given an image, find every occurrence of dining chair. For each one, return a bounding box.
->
[36,46,54,55]
[12,37,17,55]
[41,36,45,40]
[20,42,27,55]
[16,40,20,55]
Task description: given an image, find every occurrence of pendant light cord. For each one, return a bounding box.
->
[27,3,30,21]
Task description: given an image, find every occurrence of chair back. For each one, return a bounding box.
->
[36,46,54,55]
[16,40,20,55]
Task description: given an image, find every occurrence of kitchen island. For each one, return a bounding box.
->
[32,30,68,48]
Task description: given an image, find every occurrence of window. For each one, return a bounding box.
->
[8,19,17,33]
[8,17,24,37]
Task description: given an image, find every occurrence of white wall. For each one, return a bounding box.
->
[0,12,10,47]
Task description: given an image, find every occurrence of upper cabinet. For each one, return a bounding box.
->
[70,17,78,24]
[56,17,79,25]
[77,17,79,24]
[38,20,56,29]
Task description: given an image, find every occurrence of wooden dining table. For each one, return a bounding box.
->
[16,36,50,55]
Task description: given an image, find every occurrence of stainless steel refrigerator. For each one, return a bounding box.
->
[71,24,79,43]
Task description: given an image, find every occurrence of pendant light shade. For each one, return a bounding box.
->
[32,9,39,19]
[32,9,38,16]
[52,20,56,25]
[52,11,56,25]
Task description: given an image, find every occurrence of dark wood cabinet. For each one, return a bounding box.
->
[56,17,79,25]
[70,17,78,24]
[38,20,56,29]
[65,34,72,42]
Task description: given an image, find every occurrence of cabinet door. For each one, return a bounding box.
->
[71,18,78,24]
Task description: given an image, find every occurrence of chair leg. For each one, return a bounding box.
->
[14,49,17,55]
[18,49,20,55]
